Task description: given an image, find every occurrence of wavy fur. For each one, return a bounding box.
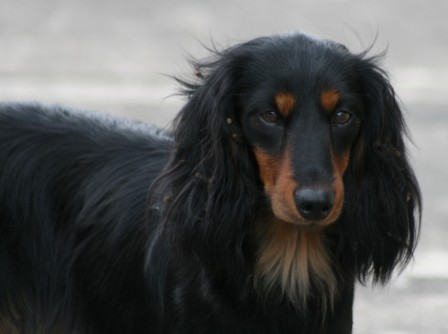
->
[0,33,420,334]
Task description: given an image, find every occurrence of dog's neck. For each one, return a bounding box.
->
[254,218,336,310]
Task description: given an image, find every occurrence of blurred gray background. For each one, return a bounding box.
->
[0,0,446,333]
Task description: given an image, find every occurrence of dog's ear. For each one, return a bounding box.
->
[343,58,422,284]
[149,45,259,273]
[173,52,246,168]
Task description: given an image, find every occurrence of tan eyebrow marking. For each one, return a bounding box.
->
[275,92,296,117]
[321,90,340,112]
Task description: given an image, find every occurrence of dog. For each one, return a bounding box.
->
[0,33,421,334]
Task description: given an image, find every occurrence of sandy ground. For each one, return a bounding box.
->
[0,0,447,332]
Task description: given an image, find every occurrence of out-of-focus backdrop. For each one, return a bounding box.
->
[0,0,446,332]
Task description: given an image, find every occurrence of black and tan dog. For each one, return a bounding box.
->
[0,33,421,333]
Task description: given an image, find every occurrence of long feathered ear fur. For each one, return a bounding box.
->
[341,54,422,284]
[147,43,260,276]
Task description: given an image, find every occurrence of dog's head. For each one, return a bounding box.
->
[235,35,363,229]
[159,32,421,306]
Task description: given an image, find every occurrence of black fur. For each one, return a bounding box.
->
[0,33,421,334]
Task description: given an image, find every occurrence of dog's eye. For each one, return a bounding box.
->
[260,110,281,124]
[332,111,351,126]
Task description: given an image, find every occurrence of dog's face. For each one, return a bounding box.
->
[164,32,419,307]
[238,36,362,228]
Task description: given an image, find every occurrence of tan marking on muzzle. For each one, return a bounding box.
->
[322,151,350,225]
[254,147,301,224]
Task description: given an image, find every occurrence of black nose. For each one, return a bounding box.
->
[294,188,335,221]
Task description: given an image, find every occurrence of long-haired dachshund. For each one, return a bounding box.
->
[0,33,421,334]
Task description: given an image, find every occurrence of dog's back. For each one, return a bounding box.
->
[0,103,170,333]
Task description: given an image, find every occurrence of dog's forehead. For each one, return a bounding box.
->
[239,34,352,90]
[247,33,349,63]
[279,32,347,50]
